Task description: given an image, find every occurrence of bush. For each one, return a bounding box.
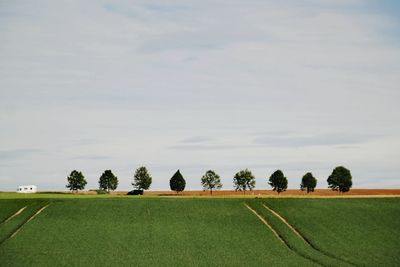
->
[127,190,144,195]
[95,189,108,195]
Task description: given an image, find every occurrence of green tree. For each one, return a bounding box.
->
[233,169,256,194]
[300,172,317,193]
[170,169,186,193]
[66,170,87,193]
[132,166,152,191]
[327,166,352,193]
[99,170,119,193]
[201,170,222,195]
[269,170,288,194]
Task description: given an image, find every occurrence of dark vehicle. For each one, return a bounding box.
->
[127,189,144,195]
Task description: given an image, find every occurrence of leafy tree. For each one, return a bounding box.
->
[132,166,152,191]
[170,169,186,193]
[233,169,256,194]
[201,170,222,195]
[300,172,317,193]
[66,170,87,193]
[99,170,119,193]
[269,170,288,194]
[327,166,352,193]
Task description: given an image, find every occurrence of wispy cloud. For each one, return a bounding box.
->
[0,149,41,160]
[69,155,113,160]
[180,136,213,143]
[253,133,381,147]
[169,144,239,151]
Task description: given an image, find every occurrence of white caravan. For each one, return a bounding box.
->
[17,185,37,193]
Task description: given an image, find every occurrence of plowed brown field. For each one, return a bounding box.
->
[112,189,400,197]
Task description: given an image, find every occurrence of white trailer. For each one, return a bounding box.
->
[17,185,37,193]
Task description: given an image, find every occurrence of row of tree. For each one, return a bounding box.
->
[66,166,352,194]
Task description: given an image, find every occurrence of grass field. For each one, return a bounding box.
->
[0,194,399,266]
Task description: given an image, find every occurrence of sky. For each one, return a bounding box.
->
[0,0,400,191]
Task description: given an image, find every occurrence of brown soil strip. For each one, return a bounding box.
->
[3,206,27,224]
[10,204,49,239]
[112,189,400,197]
[262,204,307,243]
[244,204,286,246]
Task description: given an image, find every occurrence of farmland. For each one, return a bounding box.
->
[0,195,399,266]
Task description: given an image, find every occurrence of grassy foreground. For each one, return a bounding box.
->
[0,194,399,266]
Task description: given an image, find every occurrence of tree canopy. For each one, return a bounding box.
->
[327,166,352,193]
[170,169,186,193]
[201,170,222,195]
[66,170,87,192]
[132,166,152,190]
[300,172,317,193]
[269,170,288,194]
[99,170,119,193]
[233,169,256,193]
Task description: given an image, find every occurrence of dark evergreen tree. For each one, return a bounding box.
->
[170,169,186,193]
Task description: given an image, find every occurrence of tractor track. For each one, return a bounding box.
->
[245,202,360,267]
[261,203,357,267]
[10,204,50,239]
[0,203,50,246]
[1,206,27,224]
[245,203,325,266]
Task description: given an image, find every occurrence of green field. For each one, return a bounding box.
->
[0,195,399,266]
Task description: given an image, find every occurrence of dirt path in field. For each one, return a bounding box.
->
[244,204,287,245]
[3,206,27,224]
[10,204,50,239]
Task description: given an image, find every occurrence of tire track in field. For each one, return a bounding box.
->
[262,203,357,267]
[262,204,307,242]
[245,203,324,266]
[9,204,50,239]
[244,204,287,246]
[2,206,27,224]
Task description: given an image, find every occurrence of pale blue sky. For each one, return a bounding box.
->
[0,0,399,191]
